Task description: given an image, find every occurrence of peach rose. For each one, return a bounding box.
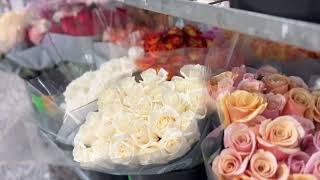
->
[288,174,317,180]
[305,91,320,123]
[263,74,289,94]
[249,149,289,180]
[207,71,235,99]
[304,151,320,179]
[257,116,305,160]
[217,90,267,127]
[212,148,249,178]
[224,123,256,157]
[283,88,313,117]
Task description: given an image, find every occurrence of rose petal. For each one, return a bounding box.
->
[262,93,286,119]
[302,134,318,156]
[304,151,320,179]
[293,116,315,134]
[288,174,317,180]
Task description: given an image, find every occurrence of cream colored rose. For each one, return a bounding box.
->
[159,128,190,161]
[138,145,164,165]
[111,112,134,133]
[306,91,320,123]
[171,76,205,93]
[73,143,93,163]
[74,112,101,146]
[250,149,289,180]
[95,120,115,140]
[217,90,267,127]
[257,116,305,160]
[90,138,110,161]
[180,64,208,79]
[127,120,156,147]
[175,111,200,144]
[162,91,190,113]
[188,89,208,119]
[109,136,137,165]
[140,68,168,90]
[149,106,179,137]
[98,88,122,109]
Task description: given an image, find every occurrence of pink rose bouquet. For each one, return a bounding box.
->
[204,65,320,180]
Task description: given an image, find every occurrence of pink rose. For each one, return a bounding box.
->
[237,78,265,93]
[257,116,305,160]
[256,65,279,78]
[212,148,249,178]
[304,151,320,179]
[302,134,318,156]
[250,149,289,180]
[262,93,286,119]
[28,19,50,45]
[287,152,310,173]
[293,116,315,134]
[232,65,247,86]
[314,131,320,151]
[283,88,313,117]
[224,123,256,157]
[263,74,289,94]
[288,76,309,89]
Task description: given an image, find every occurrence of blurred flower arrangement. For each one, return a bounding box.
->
[73,64,210,166]
[205,65,320,179]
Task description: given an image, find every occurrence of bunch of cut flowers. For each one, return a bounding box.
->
[206,65,320,180]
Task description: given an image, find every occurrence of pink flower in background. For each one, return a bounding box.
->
[232,65,246,86]
[262,93,286,119]
[289,76,309,89]
[287,151,310,173]
[224,123,256,157]
[304,151,320,179]
[263,74,290,94]
[212,148,249,178]
[256,65,279,78]
[249,149,289,180]
[257,116,305,160]
[28,19,50,45]
[314,131,320,151]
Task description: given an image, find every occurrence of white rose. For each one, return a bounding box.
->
[111,112,134,133]
[149,106,179,137]
[159,128,191,161]
[73,143,93,163]
[187,89,208,119]
[95,120,115,140]
[128,120,160,147]
[91,138,110,161]
[117,77,138,97]
[141,69,168,93]
[98,88,121,107]
[162,91,190,113]
[109,137,137,165]
[74,112,101,145]
[138,144,166,165]
[133,96,154,117]
[175,111,200,144]
[171,76,205,93]
[122,84,145,108]
[180,64,209,80]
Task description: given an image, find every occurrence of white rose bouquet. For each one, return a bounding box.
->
[72,64,213,174]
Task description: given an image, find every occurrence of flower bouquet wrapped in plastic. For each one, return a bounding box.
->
[202,62,320,179]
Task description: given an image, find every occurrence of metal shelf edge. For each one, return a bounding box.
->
[120,0,320,52]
